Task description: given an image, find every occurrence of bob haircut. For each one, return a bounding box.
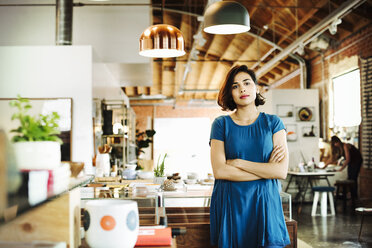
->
[217,65,265,111]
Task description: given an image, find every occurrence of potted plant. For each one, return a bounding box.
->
[9,95,62,170]
[153,153,167,185]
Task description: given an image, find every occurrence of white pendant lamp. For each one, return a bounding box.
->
[139,24,185,58]
[204,1,250,35]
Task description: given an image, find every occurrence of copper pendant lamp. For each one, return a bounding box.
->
[139,1,185,58]
[139,24,185,58]
[204,1,250,35]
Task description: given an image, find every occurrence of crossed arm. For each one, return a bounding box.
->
[210,129,288,181]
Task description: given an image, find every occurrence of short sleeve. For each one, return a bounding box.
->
[271,115,285,134]
[210,117,225,142]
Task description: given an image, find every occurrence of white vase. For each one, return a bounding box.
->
[84,199,139,248]
[13,141,61,170]
[96,153,111,177]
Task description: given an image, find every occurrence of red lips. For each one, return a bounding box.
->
[240,95,249,99]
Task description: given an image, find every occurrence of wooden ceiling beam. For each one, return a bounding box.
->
[259,77,269,83]
[151,61,162,95]
[221,33,252,61]
[330,0,372,20]
[162,60,176,97]
[239,0,263,18]
[266,72,275,80]
[174,61,186,99]
[194,61,218,99]
[313,9,354,33]
[205,61,232,100]
[124,86,136,97]
[206,34,236,58]
[183,61,203,91]
[277,61,291,71]
[272,67,283,75]
[277,0,329,45]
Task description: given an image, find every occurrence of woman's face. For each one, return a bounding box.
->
[231,71,258,107]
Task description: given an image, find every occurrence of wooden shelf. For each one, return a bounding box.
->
[0,130,93,248]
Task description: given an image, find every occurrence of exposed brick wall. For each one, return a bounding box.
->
[309,23,372,200]
[133,104,226,132]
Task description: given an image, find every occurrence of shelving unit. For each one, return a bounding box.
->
[0,131,94,247]
[98,100,136,165]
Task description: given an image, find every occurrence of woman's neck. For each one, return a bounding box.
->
[233,105,259,123]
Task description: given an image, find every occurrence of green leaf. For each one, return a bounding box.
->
[8,96,63,144]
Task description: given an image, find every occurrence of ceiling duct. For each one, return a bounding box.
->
[56,0,73,45]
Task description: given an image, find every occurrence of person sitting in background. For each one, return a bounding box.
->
[320,135,363,196]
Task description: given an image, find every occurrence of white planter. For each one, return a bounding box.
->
[13,141,61,170]
[153,176,166,185]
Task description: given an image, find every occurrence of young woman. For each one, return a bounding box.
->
[210,65,290,247]
[321,135,362,196]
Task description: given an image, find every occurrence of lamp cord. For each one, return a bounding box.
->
[161,0,164,24]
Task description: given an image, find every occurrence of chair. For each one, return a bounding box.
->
[311,186,335,216]
[335,180,357,210]
[355,207,372,241]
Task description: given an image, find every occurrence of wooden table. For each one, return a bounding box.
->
[285,171,335,213]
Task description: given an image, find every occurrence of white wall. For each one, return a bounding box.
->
[0,46,93,169]
[259,89,320,169]
[0,3,150,64]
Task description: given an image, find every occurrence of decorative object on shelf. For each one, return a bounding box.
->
[302,125,317,137]
[203,1,250,34]
[136,129,156,158]
[84,199,139,248]
[96,144,112,177]
[277,104,294,118]
[139,1,185,58]
[102,109,113,135]
[285,124,298,142]
[153,153,167,185]
[136,129,156,170]
[68,161,85,178]
[9,95,62,170]
[296,106,315,121]
[163,179,176,191]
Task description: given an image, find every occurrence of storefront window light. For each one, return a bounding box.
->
[332,69,361,127]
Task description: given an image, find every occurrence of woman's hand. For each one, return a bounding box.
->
[269,145,285,163]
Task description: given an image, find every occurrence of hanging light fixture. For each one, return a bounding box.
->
[203,1,250,35]
[139,1,185,58]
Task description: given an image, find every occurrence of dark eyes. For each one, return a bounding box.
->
[232,81,250,89]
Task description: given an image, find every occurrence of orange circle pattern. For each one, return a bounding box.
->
[100,215,116,231]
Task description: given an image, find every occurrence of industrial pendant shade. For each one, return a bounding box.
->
[139,24,185,58]
[204,1,250,35]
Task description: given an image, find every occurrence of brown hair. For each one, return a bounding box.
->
[331,135,344,160]
[217,65,265,111]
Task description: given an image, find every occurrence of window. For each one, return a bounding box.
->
[332,69,361,127]
[153,117,213,178]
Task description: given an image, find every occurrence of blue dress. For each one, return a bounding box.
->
[210,112,290,248]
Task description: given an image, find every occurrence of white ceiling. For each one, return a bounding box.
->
[0,0,153,87]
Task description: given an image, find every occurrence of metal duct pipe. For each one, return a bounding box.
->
[290,54,306,89]
[56,0,73,45]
